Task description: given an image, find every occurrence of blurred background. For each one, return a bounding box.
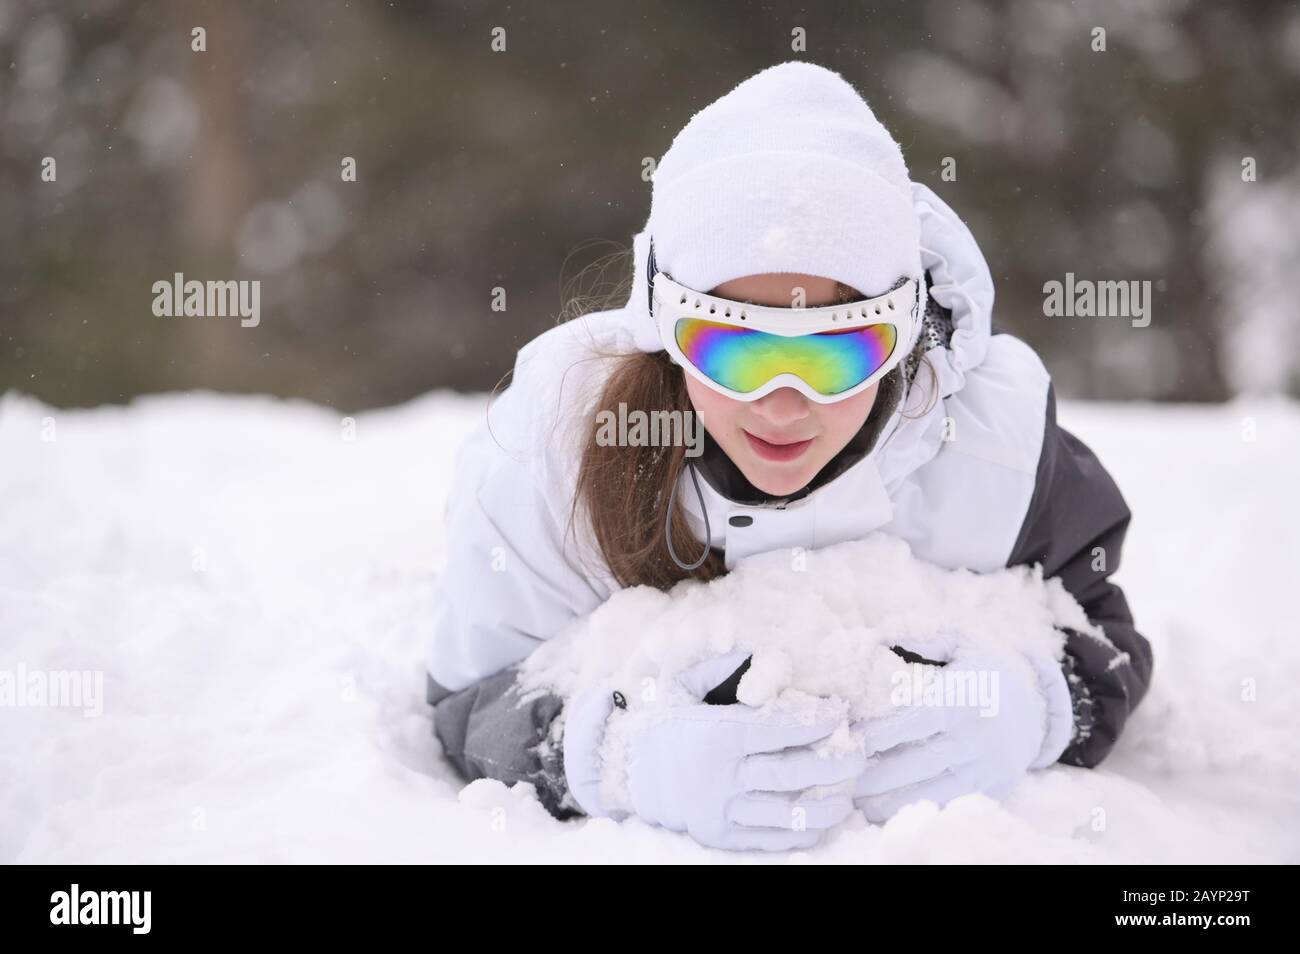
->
[2,0,1298,411]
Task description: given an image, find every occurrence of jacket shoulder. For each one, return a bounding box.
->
[889,334,1051,571]
[939,332,1051,476]
[487,308,637,464]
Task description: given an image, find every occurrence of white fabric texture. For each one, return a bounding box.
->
[911,181,996,398]
[562,651,865,851]
[646,62,923,309]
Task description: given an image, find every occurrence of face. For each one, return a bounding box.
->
[684,273,878,497]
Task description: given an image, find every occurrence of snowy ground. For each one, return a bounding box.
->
[2,389,1298,863]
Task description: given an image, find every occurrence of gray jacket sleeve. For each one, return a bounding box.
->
[427,669,580,820]
[1006,383,1154,767]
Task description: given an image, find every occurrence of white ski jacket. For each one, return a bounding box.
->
[425,185,1152,818]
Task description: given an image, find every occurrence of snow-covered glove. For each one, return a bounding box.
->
[564,650,866,851]
[852,637,1073,824]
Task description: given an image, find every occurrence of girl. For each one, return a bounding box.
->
[425,62,1152,852]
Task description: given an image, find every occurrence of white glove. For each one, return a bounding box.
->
[564,651,866,851]
[852,638,1073,823]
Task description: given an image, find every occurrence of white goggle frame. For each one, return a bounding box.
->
[651,270,919,404]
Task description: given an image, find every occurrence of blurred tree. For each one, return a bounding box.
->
[1,0,1296,409]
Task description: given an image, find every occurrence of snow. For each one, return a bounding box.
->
[2,389,1298,863]
[520,534,1090,717]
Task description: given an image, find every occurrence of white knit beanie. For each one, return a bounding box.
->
[645,61,922,307]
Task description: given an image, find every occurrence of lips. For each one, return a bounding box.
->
[743,430,815,462]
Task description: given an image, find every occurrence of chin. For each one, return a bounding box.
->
[744,464,818,497]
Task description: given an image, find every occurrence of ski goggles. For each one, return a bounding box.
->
[651,270,918,404]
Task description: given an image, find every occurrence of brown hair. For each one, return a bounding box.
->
[555,244,935,592]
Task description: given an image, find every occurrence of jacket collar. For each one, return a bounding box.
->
[677,388,957,569]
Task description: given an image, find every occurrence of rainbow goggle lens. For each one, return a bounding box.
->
[652,272,918,404]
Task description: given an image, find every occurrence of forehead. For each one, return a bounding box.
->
[709,273,853,307]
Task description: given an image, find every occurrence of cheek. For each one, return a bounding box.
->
[818,391,877,441]
[684,376,741,431]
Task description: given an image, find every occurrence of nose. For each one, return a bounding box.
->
[749,386,812,428]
